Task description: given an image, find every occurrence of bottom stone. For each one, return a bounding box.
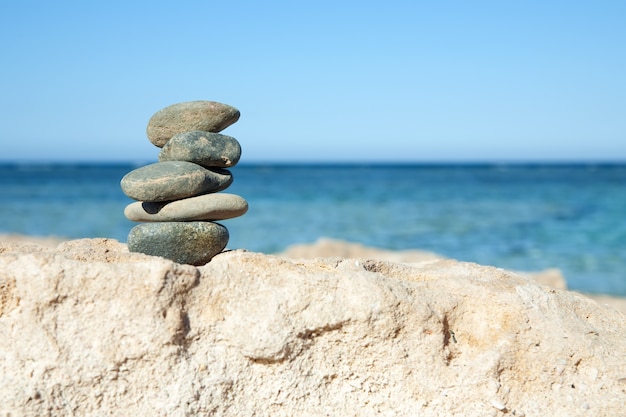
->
[127,221,229,265]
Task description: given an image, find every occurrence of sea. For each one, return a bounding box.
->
[1,162,625,296]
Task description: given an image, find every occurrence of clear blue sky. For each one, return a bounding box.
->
[1,1,624,162]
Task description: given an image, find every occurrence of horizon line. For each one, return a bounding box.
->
[1,159,625,167]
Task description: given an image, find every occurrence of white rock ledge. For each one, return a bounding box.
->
[0,238,624,416]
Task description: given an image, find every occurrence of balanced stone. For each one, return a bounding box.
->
[127,221,229,265]
[120,161,232,202]
[159,130,242,168]
[146,101,240,147]
[124,193,248,222]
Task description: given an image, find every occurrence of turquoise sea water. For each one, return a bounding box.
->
[0,163,624,295]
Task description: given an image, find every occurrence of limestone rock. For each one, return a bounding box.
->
[281,237,443,263]
[281,238,569,290]
[124,193,248,222]
[159,130,242,168]
[146,101,240,147]
[120,161,232,202]
[127,221,228,265]
[0,238,625,416]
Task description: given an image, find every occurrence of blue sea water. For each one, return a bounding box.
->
[0,162,624,296]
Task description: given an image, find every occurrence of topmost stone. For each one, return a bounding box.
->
[146,101,240,147]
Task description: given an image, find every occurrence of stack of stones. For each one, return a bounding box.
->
[120,101,248,265]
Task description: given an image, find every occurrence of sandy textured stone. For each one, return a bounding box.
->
[159,130,242,168]
[281,237,444,263]
[147,101,240,147]
[127,221,228,265]
[281,238,569,290]
[125,193,248,222]
[0,239,625,416]
[120,161,232,202]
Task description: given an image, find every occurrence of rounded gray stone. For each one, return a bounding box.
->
[146,101,240,147]
[124,193,248,222]
[158,130,242,168]
[127,221,229,265]
[120,161,232,202]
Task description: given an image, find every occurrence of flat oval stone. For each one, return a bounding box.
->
[158,130,242,168]
[146,101,240,147]
[124,193,248,222]
[127,221,229,265]
[120,161,232,202]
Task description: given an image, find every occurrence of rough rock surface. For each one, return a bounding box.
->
[146,101,240,148]
[120,161,233,202]
[281,237,444,264]
[127,221,229,265]
[281,238,569,290]
[1,238,625,416]
[125,193,249,222]
[159,130,242,168]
